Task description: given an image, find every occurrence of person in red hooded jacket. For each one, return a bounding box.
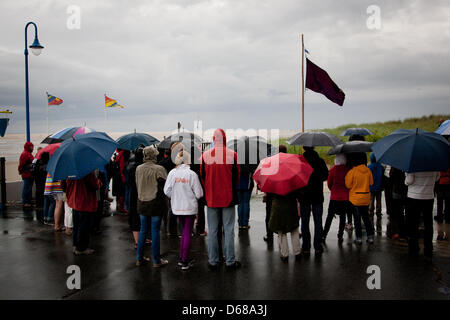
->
[18,141,34,207]
[200,128,241,270]
[66,171,102,255]
[435,169,450,223]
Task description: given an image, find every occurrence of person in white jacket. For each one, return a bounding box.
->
[164,149,203,270]
[405,171,440,257]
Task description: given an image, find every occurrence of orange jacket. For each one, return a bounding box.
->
[345,164,373,206]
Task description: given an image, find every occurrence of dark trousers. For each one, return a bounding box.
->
[353,205,374,239]
[369,191,382,216]
[265,197,273,239]
[384,181,393,216]
[91,187,105,233]
[346,210,353,225]
[168,207,182,236]
[237,190,252,226]
[388,198,406,238]
[35,184,45,208]
[218,211,224,260]
[90,201,103,233]
[196,201,206,234]
[436,185,450,221]
[323,200,351,239]
[73,210,91,251]
[406,198,434,254]
[300,202,323,251]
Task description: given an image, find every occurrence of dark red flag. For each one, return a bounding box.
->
[305,58,345,106]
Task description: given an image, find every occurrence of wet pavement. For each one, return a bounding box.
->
[0,192,449,300]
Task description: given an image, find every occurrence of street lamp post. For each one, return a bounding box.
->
[24,22,44,142]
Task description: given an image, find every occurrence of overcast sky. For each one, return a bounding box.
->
[1,0,449,136]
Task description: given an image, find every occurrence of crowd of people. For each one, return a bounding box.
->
[17,128,450,270]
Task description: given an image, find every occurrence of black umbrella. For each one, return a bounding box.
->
[327,141,373,155]
[287,131,343,147]
[158,132,202,149]
[158,132,203,165]
[339,127,374,136]
[227,136,274,172]
[116,132,159,151]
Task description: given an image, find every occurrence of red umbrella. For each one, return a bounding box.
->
[253,153,313,196]
[35,143,61,160]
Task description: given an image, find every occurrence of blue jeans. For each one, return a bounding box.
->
[22,178,33,205]
[136,215,162,264]
[207,206,236,266]
[300,202,323,251]
[43,195,55,222]
[237,190,252,226]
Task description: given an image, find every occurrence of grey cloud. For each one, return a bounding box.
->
[0,0,449,136]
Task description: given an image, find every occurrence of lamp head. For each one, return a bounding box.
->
[29,37,44,56]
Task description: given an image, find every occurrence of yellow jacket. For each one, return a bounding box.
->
[345,165,374,206]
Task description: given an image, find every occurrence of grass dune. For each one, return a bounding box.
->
[278,114,449,165]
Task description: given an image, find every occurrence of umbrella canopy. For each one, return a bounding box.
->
[47,132,118,180]
[287,131,343,147]
[41,126,96,144]
[116,132,159,151]
[327,141,373,155]
[158,132,203,165]
[339,127,374,136]
[158,132,202,150]
[35,143,61,160]
[253,153,313,196]
[371,128,450,173]
[435,119,450,136]
[227,136,274,172]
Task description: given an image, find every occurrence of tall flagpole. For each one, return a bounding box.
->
[301,34,305,132]
[104,94,107,132]
[46,91,49,135]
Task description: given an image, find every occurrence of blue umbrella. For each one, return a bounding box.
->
[339,127,374,136]
[371,128,450,173]
[47,132,118,180]
[435,119,450,135]
[41,126,96,144]
[116,132,159,151]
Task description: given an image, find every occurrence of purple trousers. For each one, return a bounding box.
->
[178,215,195,262]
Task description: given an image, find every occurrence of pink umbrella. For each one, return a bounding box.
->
[35,143,61,159]
[41,126,96,144]
[253,153,313,196]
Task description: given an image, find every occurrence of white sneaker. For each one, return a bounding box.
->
[153,259,169,268]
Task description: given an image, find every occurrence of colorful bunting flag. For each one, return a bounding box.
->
[105,95,124,108]
[47,92,63,106]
